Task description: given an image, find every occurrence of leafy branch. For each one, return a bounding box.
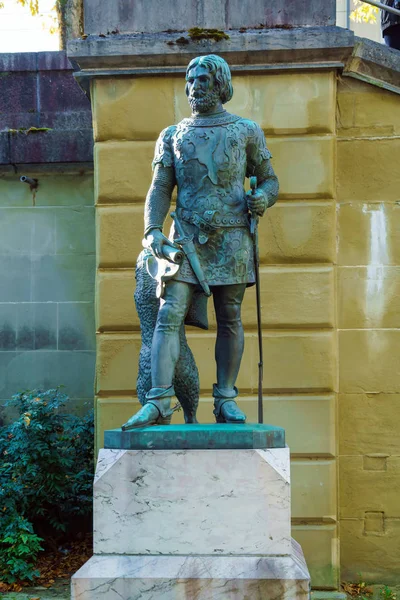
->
[350,0,379,24]
[0,0,66,15]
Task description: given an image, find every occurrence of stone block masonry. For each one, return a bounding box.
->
[337,76,400,584]
[0,51,93,165]
[0,51,95,422]
[0,173,96,419]
[89,69,339,590]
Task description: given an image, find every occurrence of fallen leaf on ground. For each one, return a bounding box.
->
[342,581,373,597]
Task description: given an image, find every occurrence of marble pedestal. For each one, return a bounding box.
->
[72,429,310,599]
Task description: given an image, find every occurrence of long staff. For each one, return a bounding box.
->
[249,176,264,424]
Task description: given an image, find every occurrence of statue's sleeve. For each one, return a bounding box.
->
[144,128,176,235]
[245,122,272,175]
[152,126,175,169]
[246,122,279,209]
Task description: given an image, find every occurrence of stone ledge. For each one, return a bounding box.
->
[0,162,93,174]
[344,37,400,96]
[104,423,286,450]
[68,26,354,73]
[72,546,310,599]
[68,27,400,99]
[0,50,74,72]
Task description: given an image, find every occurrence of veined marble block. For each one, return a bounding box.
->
[73,446,310,599]
[94,448,291,556]
[72,541,311,600]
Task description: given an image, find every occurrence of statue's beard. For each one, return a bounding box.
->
[188,89,221,113]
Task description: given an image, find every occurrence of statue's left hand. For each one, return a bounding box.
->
[145,228,180,260]
[246,189,267,216]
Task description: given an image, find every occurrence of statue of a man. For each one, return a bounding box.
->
[123,54,279,430]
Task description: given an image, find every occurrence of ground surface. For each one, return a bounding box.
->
[0,536,91,600]
[341,583,400,599]
[0,579,70,600]
[2,582,400,599]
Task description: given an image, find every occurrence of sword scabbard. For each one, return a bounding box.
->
[170,211,211,297]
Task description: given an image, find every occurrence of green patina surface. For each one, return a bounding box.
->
[104,423,286,450]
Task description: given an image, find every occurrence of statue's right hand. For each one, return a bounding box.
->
[145,229,179,260]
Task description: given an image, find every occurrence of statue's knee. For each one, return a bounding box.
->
[218,304,241,325]
[157,300,186,332]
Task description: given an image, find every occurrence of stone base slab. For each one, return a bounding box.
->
[72,540,310,600]
[104,423,286,450]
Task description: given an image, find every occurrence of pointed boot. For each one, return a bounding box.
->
[121,386,180,430]
[212,385,246,424]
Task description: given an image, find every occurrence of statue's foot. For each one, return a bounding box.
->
[213,384,246,424]
[213,399,246,424]
[122,397,180,431]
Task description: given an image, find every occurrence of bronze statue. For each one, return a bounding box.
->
[122,54,279,430]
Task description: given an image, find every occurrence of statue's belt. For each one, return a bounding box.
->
[177,208,249,234]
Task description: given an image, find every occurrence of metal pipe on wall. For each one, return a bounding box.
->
[360,0,400,16]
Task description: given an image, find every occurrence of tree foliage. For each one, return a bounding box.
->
[0,1,65,15]
[15,0,39,15]
[0,0,82,48]
[0,0,39,14]
[350,0,380,24]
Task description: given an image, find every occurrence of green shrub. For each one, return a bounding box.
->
[0,515,42,583]
[0,388,94,584]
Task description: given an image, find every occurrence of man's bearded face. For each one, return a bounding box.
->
[186,65,221,114]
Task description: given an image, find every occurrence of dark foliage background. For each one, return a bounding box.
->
[0,389,94,584]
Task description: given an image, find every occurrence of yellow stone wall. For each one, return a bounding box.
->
[91,70,339,588]
[337,77,400,584]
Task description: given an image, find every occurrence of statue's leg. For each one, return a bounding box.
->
[151,279,194,387]
[122,279,194,430]
[134,250,159,407]
[174,324,200,423]
[212,283,247,423]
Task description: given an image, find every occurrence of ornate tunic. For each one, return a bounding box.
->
[152,112,272,286]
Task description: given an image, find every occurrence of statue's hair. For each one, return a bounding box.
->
[185,54,233,104]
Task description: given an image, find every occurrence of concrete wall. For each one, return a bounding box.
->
[91,70,339,589]
[83,0,336,35]
[337,76,400,584]
[0,51,95,420]
[0,170,95,418]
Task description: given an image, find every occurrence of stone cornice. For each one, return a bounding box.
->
[68,26,354,71]
[68,26,400,98]
[344,37,400,96]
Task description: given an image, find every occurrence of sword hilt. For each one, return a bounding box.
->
[170,212,193,245]
[249,176,258,236]
[170,212,186,239]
